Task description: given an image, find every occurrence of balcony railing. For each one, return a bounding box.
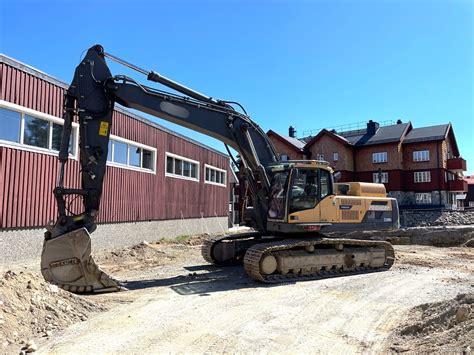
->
[447,157,467,171]
[448,179,468,192]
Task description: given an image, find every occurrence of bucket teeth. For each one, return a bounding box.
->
[41,228,126,293]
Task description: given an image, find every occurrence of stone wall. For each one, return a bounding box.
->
[400,209,474,227]
[328,225,474,247]
[0,217,228,270]
[389,191,449,207]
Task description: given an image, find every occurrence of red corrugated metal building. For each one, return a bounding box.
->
[0,54,230,230]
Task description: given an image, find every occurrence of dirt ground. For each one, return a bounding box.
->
[1,236,473,354]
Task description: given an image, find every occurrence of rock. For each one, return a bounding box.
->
[455,305,470,323]
[4,270,17,279]
[464,345,471,355]
[24,339,37,353]
[47,284,59,293]
[45,330,52,337]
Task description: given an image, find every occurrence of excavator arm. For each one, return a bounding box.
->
[41,45,279,292]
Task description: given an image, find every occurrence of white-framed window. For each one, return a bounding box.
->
[373,172,389,183]
[414,171,431,183]
[0,100,79,159]
[413,150,430,162]
[317,154,324,160]
[107,135,156,173]
[415,193,432,204]
[204,164,227,187]
[280,154,289,161]
[165,152,199,181]
[333,152,339,161]
[372,152,387,163]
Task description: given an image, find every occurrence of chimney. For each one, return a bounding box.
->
[367,120,379,135]
[396,119,402,124]
[289,126,296,138]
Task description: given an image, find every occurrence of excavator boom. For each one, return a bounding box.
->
[41,45,279,292]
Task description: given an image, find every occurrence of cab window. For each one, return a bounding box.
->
[289,168,332,214]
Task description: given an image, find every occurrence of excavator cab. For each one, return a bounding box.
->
[267,161,335,232]
[266,160,399,234]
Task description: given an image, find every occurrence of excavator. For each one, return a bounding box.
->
[41,45,399,293]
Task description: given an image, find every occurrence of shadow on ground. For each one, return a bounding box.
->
[121,263,380,296]
[121,264,275,295]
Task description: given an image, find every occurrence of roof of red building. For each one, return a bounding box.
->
[267,130,306,152]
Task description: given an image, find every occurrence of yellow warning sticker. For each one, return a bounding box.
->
[99,121,109,136]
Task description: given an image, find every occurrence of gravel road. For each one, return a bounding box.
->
[35,243,472,354]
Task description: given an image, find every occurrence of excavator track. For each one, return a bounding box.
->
[201,232,279,265]
[201,234,235,264]
[243,238,395,283]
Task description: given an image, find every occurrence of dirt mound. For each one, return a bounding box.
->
[96,241,176,274]
[0,270,107,353]
[390,293,473,353]
[95,235,209,274]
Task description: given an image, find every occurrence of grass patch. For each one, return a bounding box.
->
[175,235,191,242]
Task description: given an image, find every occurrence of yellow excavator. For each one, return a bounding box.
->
[41,45,398,292]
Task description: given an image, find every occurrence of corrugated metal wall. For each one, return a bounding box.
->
[0,60,229,229]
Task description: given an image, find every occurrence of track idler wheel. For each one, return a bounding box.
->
[40,228,126,293]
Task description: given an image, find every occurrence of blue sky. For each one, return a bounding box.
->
[1,0,473,173]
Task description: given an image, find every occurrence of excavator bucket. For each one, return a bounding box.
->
[41,228,126,293]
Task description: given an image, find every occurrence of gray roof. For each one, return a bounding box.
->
[278,134,306,150]
[0,53,229,158]
[338,122,411,146]
[403,124,450,144]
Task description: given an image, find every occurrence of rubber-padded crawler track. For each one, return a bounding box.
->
[243,238,395,283]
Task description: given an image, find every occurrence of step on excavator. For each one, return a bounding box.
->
[41,45,398,293]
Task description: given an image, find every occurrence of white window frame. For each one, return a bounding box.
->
[280,154,289,161]
[372,172,389,183]
[333,152,339,162]
[414,171,431,183]
[165,152,199,182]
[372,151,387,164]
[107,134,157,174]
[415,193,432,204]
[0,100,79,160]
[204,164,227,187]
[317,154,324,160]
[413,150,430,162]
